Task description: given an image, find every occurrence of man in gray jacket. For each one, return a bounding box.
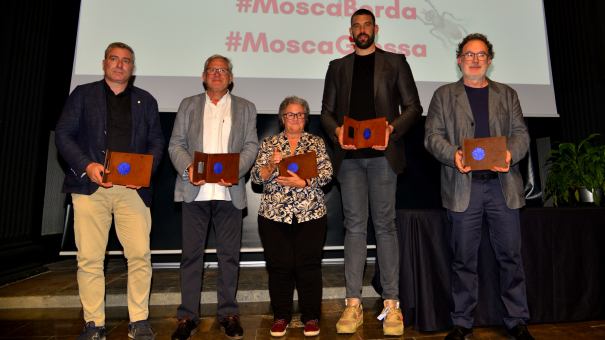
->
[168,55,258,340]
[424,34,533,340]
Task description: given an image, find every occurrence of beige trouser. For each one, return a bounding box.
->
[72,185,152,326]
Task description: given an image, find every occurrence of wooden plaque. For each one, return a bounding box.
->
[462,136,507,170]
[102,150,154,187]
[342,116,386,149]
[278,151,319,180]
[193,152,239,183]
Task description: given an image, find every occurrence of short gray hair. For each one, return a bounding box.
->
[278,96,310,129]
[204,54,233,73]
[104,42,135,64]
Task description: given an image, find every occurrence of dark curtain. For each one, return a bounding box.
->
[0,0,80,279]
[544,1,605,144]
[393,208,605,331]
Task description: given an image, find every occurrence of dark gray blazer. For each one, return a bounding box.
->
[424,78,530,212]
[320,48,423,175]
[168,93,259,209]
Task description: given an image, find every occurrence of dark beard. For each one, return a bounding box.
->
[354,33,374,49]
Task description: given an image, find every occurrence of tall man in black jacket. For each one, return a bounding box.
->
[320,8,422,337]
[55,42,164,340]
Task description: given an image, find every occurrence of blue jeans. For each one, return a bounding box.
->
[338,157,399,301]
[448,178,530,329]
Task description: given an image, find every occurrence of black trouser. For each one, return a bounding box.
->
[258,215,327,323]
[178,200,242,323]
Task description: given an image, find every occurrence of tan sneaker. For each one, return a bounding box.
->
[336,298,363,334]
[378,299,403,336]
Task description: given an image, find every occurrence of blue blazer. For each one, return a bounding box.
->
[55,79,165,206]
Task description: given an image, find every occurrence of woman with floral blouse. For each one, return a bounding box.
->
[251,96,333,337]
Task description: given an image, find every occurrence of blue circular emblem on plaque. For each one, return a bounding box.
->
[472,147,485,161]
[213,162,223,175]
[287,163,299,173]
[363,128,371,140]
[117,163,131,175]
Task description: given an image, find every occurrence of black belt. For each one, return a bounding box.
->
[472,172,498,181]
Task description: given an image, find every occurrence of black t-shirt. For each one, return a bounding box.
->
[465,84,490,174]
[104,80,132,153]
[346,52,383,159]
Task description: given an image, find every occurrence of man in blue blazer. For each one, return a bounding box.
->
[55,42,164,340]
[424,34,533,340]
[168,55,258,340]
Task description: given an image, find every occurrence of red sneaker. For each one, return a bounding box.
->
[303,319,320,337]
[270,319,288,337]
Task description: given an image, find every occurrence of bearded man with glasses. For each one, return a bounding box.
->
[168,54,259,340]
[424,33,533,340]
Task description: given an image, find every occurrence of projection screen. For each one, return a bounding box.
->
[70,0,558,117]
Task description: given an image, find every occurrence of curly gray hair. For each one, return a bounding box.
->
[278,96,310,129]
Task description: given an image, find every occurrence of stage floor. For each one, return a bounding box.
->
[0,301,603,339]
[0,259,379,309]
[1,260,604,338]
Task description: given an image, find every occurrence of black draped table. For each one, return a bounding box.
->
[373,207,605,331]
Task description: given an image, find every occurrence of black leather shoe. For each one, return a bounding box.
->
[506,323,535,340]
[171,318,197,340]
[444,325,473,340]
[220,315,244,339]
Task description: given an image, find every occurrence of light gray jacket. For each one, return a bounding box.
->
[168,93,259,209]
[424,78,530,212]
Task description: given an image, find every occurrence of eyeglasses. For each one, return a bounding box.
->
[462,52,489,61]
[206,68,230,75]
[285,112,305,120]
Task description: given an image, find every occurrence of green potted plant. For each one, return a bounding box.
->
[544,133,605,206]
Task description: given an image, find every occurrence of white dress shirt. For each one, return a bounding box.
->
[195,92,232,201]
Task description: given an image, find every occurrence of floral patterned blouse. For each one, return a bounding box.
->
[251,131,333,224]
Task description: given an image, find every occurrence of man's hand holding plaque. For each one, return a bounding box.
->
[88,162,113,188]
[192,152,240,184]
[371,121,394,151]
[188,163,205,186]
[339,116,387,150]
[101,150,154,188]
[461,136,510,172]
[454,150,471,174]
[491,150,511,173]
